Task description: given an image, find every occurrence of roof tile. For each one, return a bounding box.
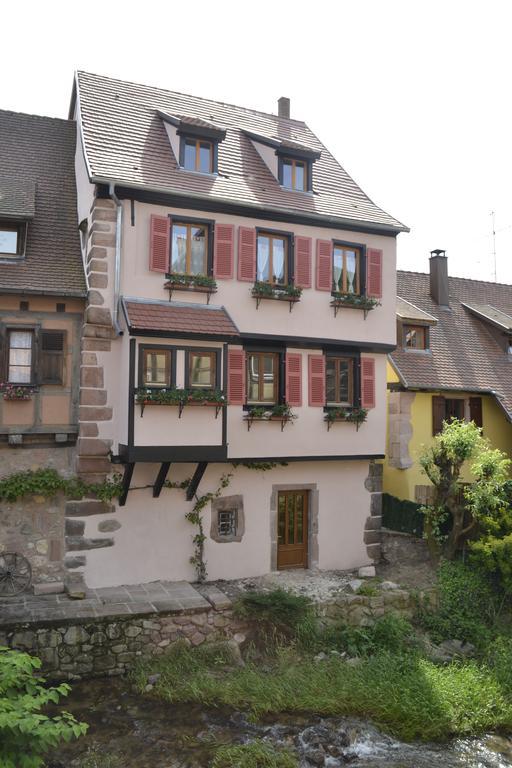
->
[123,299,240,338]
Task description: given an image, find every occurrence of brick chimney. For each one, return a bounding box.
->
[278,97,290,119]
[429,249,449,306]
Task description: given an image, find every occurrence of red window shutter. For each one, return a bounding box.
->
[366,248,383,298]
[315,239,333,291]
[149,215,170,273]
[227,349,245,405]
[214,223,234,279]
[360,357,376,409]
[294,236,312,289]
[308,354,326,406]
[469,396,483,429]
[237,227,256,282]
[285,353,302,407]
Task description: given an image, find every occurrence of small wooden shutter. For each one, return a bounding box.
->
[40,331,65,385]
[366,248,383,298]
[285,353,302,407]
[315,239,333,291]
[469,396,483,429]
[213,223,234,279]
[294,236,312,289]
[308,354,325,406]
[432,395,446,436]
[237,227,256,282]
[227,349,245,405]
[150,215,170,273]
[360,357,376,409]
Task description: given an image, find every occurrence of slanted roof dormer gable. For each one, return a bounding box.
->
[243,130,321,193]
[158,110,227,175]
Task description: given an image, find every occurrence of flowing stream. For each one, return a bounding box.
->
[49,678,512,768]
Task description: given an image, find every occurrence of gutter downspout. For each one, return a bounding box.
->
[109,184,123,336]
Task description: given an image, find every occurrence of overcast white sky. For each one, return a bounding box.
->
[2,0,511,284]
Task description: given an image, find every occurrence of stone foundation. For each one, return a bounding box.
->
[0,605,246,680]
[316,586,436,627]
[364,461,383,561]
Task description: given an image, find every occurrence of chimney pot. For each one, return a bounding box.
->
[278,97,290,119]
[429,249,449,306]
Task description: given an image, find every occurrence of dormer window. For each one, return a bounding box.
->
[404,324,428,350]
[0,222,25,257]
[281,158,307,192]
[183,138,214,174]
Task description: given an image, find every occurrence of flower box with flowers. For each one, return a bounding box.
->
[164,273,218,303]
[251,282,302,311]
[135,388,226,418]
[244,404,297,432]
[329,292,380,318]
[0,384,35,401]
[324,406,368,431]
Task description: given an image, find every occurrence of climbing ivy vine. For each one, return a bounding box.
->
[0,468,123,503]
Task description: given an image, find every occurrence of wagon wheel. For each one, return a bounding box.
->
[0,553,32,596]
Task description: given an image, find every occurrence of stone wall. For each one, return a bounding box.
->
[363,461,383,561]
[316,586,436,627]
[0,605,247,681]
[387,391,415,469]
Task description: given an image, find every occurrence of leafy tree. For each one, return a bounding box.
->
[0,646,87,768]
[419,419,510,559]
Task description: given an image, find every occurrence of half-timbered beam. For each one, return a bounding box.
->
[153,462,171,498]
[118,463,135,507]
[186,462,208,501]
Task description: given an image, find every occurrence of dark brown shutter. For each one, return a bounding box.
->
[40,331,65,385]
[432,395,446,436]
[469,396,483,428]
[149,215,170,273]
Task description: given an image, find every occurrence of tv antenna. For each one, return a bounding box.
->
[491,211,497,281]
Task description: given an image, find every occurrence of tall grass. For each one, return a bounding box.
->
[211,740,297,768]
[133,640,512,741]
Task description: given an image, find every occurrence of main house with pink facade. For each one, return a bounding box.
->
[70,71,407,588]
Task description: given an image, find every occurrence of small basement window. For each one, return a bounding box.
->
[218,509,237,538]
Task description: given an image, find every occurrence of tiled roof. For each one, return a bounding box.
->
[0,111,86,297]
[122,298,240,339]
[74,71,407,233]
[390,271,512,419]
[462,303,512,332]
[0,176,36,219]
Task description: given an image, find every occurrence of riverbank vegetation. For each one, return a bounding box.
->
[133,567,512,744]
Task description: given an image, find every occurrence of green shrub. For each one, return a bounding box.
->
[235,589,313,639]
[211,740,298,768]
[417,560,499,646]
[0,647,87,768]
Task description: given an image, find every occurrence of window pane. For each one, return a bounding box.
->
[257,236,270,282]
[247,355,260,401]
[272,238,286,284]
[295,163,305,191]
[183,140,196,170]
[0,229,18,254]
[338,360,350,403]
[333,247,343,292]
[171,225,188,272]
[345,250,358,294]
[199,143,212,173]
[262,355,275,401]
[278,494,286,544]
[190,226,207,274]
[325,359,336,402]
[296,494,304,544]
[282,160,293,189]
[190,354,214,388]
[405,327,425,349]
[144,351,168,386]
[288,496,295,544]
[8,331,32,383]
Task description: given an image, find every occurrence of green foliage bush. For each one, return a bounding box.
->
[297,614,414,656]
[212,740,298,768]
[0,468,122,503]
[417,560,499,646]
[235,589,313,640]
[0,647,87,768]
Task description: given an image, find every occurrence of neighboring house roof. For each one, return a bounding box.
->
[122,298,240,340]
[72,71,407,234]
[0,110,86,297]
[461,303,512,333]
[390,271,512,419]
[0,177,36,219]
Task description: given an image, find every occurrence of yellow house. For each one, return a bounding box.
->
[384,250,512,506]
